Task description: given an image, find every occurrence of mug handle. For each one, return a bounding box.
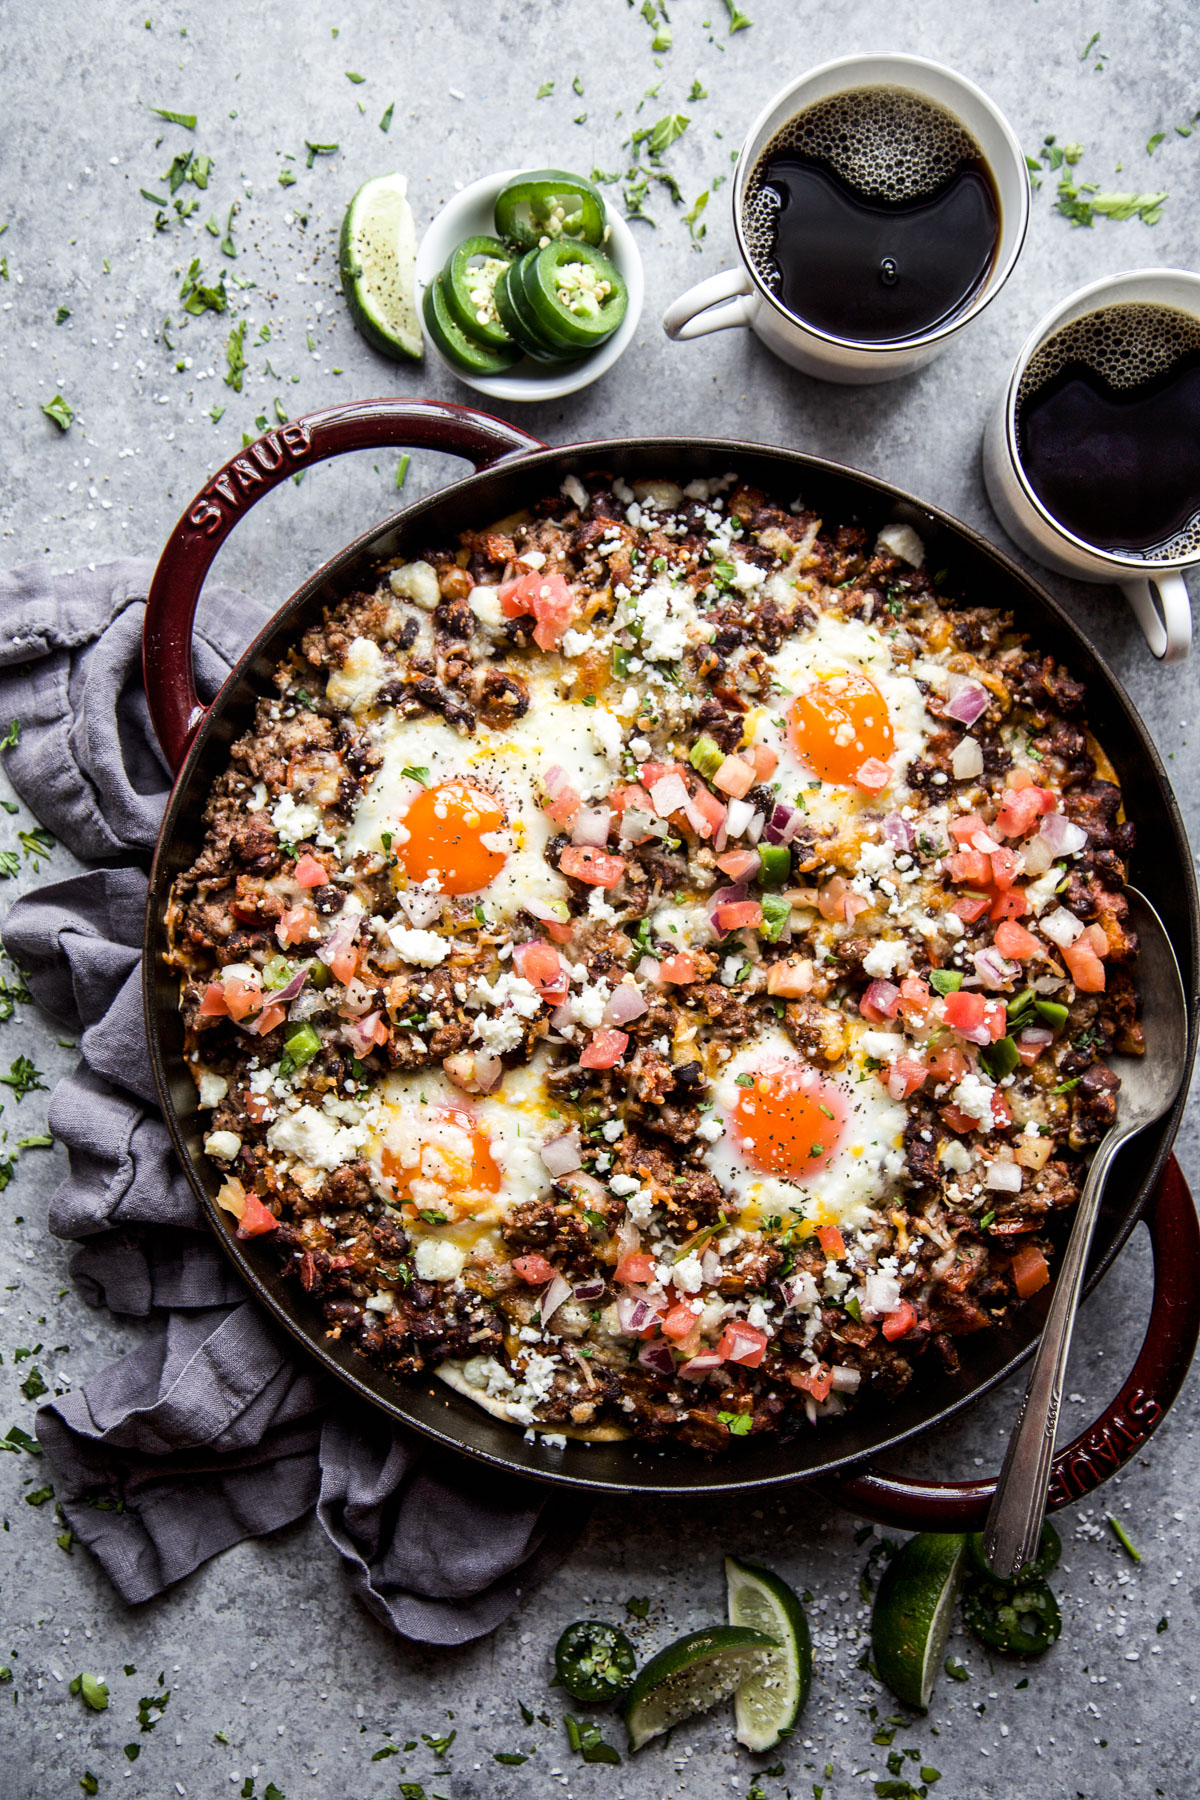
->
[819,1155,1199,1531]
[1120,571,1192,664]
[662,267,756,341]
[142,398,546,772]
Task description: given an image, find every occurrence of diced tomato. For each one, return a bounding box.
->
[499,569,576,651]
[1011,1243,1050,1299]
[543,916,573,944]
[512,1253,556,1285]
[896,976,933,1026]
[948,849,990,886]
[882,1300,918,1341]
[750,744,778,780]
[951,894,991,923]
[244,1093,272,1125]
[329,947,359,985]
[995,920,1039,959]
[860,984,901,1024]
[253,1003,287,1037]
[543,784,582,826]
[609,781,653,816]
[371,1016,391,1047]
[1016,1036,1047,1067]
[766,958,814,998]
[927,1045,969,1085]
[276,905,318,948]
[995,785,1056,838]
[713,754,756,798]
[688,782,727,838]
[637,759,689,790]
[659,953,697,985]
[1080,922,1110,957]
[991,1091,1013,1128]
[989,847,1021,891]
[513,940,569,1001]
[949,812,989,846]
[198,982,229,1017]
[712,899,764,932]
[615,1252,656,1285]
[293,853,328,888]
[816,1224,845,1260]
[236,1192,278,1238]
[886,1055,928,1100]
[716,848,762,880]
[943,989,986,1035]
[580,1029,629,1070]
[941,1104,980,1134]
[976,999,1005,1043]
[660,1302,700,1342]
[1063,937,1106,992]
[794,1364,833,1401]
[717,1320,768,1368]
[223,977,263,1022]
[855,757,892,795]
[559,845,626,888]
[990,888,1028,922]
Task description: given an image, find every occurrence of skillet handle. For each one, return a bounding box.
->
[821,1155,1200,1532]
[142,398,545,772]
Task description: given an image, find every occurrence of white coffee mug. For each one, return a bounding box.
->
[661,53,1030,385]
[982,268,1199,664]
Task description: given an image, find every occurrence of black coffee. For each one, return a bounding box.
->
[742,85,1001,344]
[1016,303,1200,558]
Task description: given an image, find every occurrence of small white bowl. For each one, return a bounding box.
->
[414,167,644,402]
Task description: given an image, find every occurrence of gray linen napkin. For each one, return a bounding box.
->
[0,558,584,1644]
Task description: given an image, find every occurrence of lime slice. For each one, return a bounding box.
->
[339,172,423,362]
[871,1532,967,1711]
[624,1625,778,1753]
[724,1556,812,1750]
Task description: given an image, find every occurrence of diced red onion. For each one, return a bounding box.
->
[863,978,901,1019]
[616,1292,662,1335]
[401,887,443,928]
[549,1002,575,1033]
[951,735,984,781]
[1038,812,1088,856]
[572,806,613,848]
[604,983,649,1027]
[973,947,1014,989]
[540,1273,574,1323]
[649,773,690,817]
[881,813,913,851]
[677,1352,723,1380]
[706,882,748,921]
[683,798,716,838]
[829,1364,862,1394]
[342,1010,381,1057]
[636,955,662,986]
[745,809,765,845]
[725,797,756,840]
[543,764,568,796]
[945,674,989,726]
[318,912,359,967]
[288,988,325,1023]
[781,1271,819,1311]
[862,1272,902,1319]
[638,1338,677,1376]
[1041,906,1083,948]
[1018,1025,1054,1049]
[572,1277,607,1303]
[620,806,656,844]
[984,1159,1023,1193]
[525,896,569,925]
[340,976,374,1017]
[271,966,310,1005]
[541,1132,583,1177]
[968,825,1002,854]
[1022,833,1056,878]
[764,803,803,846]
[701,1247,722,1285]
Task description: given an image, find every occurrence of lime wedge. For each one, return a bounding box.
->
[624,1625,778,1753]
[724,1556,812,1750]
[871,1532,967,1711]
[339,172,423,362]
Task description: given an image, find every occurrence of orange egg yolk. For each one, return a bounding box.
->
[399,778,507,895]
[787,672,893,784]
[729,1061,846,1180]
[380,1107,502,1207]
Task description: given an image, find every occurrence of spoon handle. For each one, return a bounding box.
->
[982,1129,1124,1578]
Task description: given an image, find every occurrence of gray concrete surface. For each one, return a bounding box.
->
[2,1,1199,1795]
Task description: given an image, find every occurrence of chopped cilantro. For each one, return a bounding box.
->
[1,1055,48,1099]
[304,141,339,167]
[626,1594,650,1618]
[683,189,709,241]
[345,70,365,83]
[79,1776,98,1795]
[42,395,74,432]
[494,1752,528,1765]
[1106,1513,1142,1562]
[396,453,410,490]
[718,1409,753,1436]
[379,102,395,132]
[537,80,554,98]
[149,106,196,128]
[24,1484,53,1506]
[689,78,708,100]
[223,320,246,391]
[400,764,430,785]
[69,1672,109,1712]
[722,0,753,29]
[1147,131,1167,156]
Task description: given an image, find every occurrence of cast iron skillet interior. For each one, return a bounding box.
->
[145,437,1200,1494]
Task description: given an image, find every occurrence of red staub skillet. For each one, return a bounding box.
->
[142,398,1200,1528]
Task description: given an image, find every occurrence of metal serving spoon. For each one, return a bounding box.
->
[983,886,1187,1579]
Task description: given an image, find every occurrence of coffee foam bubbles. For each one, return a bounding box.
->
[1018,302,1200,560]
[743,85,981,271]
